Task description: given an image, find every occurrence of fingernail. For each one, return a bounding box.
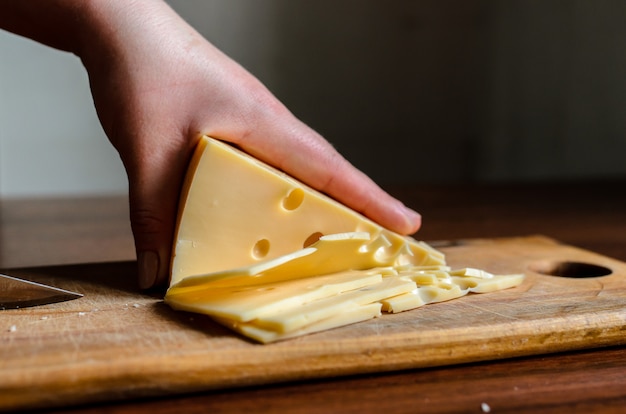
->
[401,205,422,234]
[138,251,159,289]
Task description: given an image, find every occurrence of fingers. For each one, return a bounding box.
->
[87,4,421,290]
[127,124,420,290]
[217,109,422,235]
[125,110,420,290]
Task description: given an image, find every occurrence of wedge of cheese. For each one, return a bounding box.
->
[170,136,443,286]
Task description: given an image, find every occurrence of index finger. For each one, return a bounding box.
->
[223,119,421,235]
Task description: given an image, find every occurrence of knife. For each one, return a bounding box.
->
[0,273,83,310]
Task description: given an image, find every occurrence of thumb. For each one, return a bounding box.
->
[123,140,193,290]
[130,195,175,290]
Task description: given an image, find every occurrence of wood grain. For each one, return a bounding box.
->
[1,236,625,411]
[44,346,626,414]
[0,196,134,268]
[1,182,626,413]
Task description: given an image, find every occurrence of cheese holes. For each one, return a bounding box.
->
[282,188,305,211]
[252,239,271,259]
[303,232,324,248]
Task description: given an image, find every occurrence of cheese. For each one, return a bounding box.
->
[252,276,416,333]
[169,262,524,343]
[166,268,384,322]
[165,136,525,343]
[215,303,383,344]
[169,231,441,290]
[166,234,524,342]
[170,136,443,286]
[381,284,469,313]
[451,274,526,293]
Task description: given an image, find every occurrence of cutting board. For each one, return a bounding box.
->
[1,236,625,411]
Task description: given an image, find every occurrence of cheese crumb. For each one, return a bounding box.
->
[8,325,17,332]
[78,312,86,316]
[481,402,491,413]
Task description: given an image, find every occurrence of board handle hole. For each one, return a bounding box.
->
[529,260,612,278]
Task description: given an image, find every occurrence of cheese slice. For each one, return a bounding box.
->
[380,268,525,313]
[170,136,443,286]
[253,276,416,333]
[166,238,524,341]
[215,303,383,344]
[166,269,383,322]
[451,274,526,293]
[169,231,442,290]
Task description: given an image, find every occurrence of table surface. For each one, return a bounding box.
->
[1,180,625,413]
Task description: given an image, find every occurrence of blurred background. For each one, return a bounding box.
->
[2,0,626,198]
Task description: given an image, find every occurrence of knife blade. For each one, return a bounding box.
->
[0,273,83,310]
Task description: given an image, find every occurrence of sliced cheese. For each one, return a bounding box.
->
[382,270,524,313]
[451,274,526,293]
[253,276,416,333]
[167,241,525,342]
[215,303,383,344]
[381,283,468,313]
[380,291,428,313]
[169,232,368,289]
[170,136,443,286]
[169,231,441,290]
[166,269,383,322]
[449,268,494,279]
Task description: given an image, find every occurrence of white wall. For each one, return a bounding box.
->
[0,31,126,197]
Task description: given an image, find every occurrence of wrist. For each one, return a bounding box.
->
[0,0,92,54]
[72,0,190,75]
[0,0,175,63]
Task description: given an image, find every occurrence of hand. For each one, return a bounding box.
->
[1,0,421,289]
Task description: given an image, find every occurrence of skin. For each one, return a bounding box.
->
[0,0,422,289]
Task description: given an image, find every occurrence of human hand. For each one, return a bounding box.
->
[1,0,421,289]
[79,1,421,289]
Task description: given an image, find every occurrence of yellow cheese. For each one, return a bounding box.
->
[165,136,525,343]
[167,241,524,341]
[380,291,428,313]
[170,136,443,286]
[399,270,452,285]
[381,270,525,313]
[166,268,383,322]
[253,276,416,333]
[451,274,526,293]
[380,284,468,313]
[168,231,442,290]
[449,268,495,279]
[215,303,383,344]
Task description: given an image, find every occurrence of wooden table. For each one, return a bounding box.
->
[1,180,625,413]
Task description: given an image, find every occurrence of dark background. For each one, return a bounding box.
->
[174,0,626,186]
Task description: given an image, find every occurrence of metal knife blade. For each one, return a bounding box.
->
[0,273,83,310]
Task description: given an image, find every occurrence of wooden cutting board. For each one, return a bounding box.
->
[1,235,625,411]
